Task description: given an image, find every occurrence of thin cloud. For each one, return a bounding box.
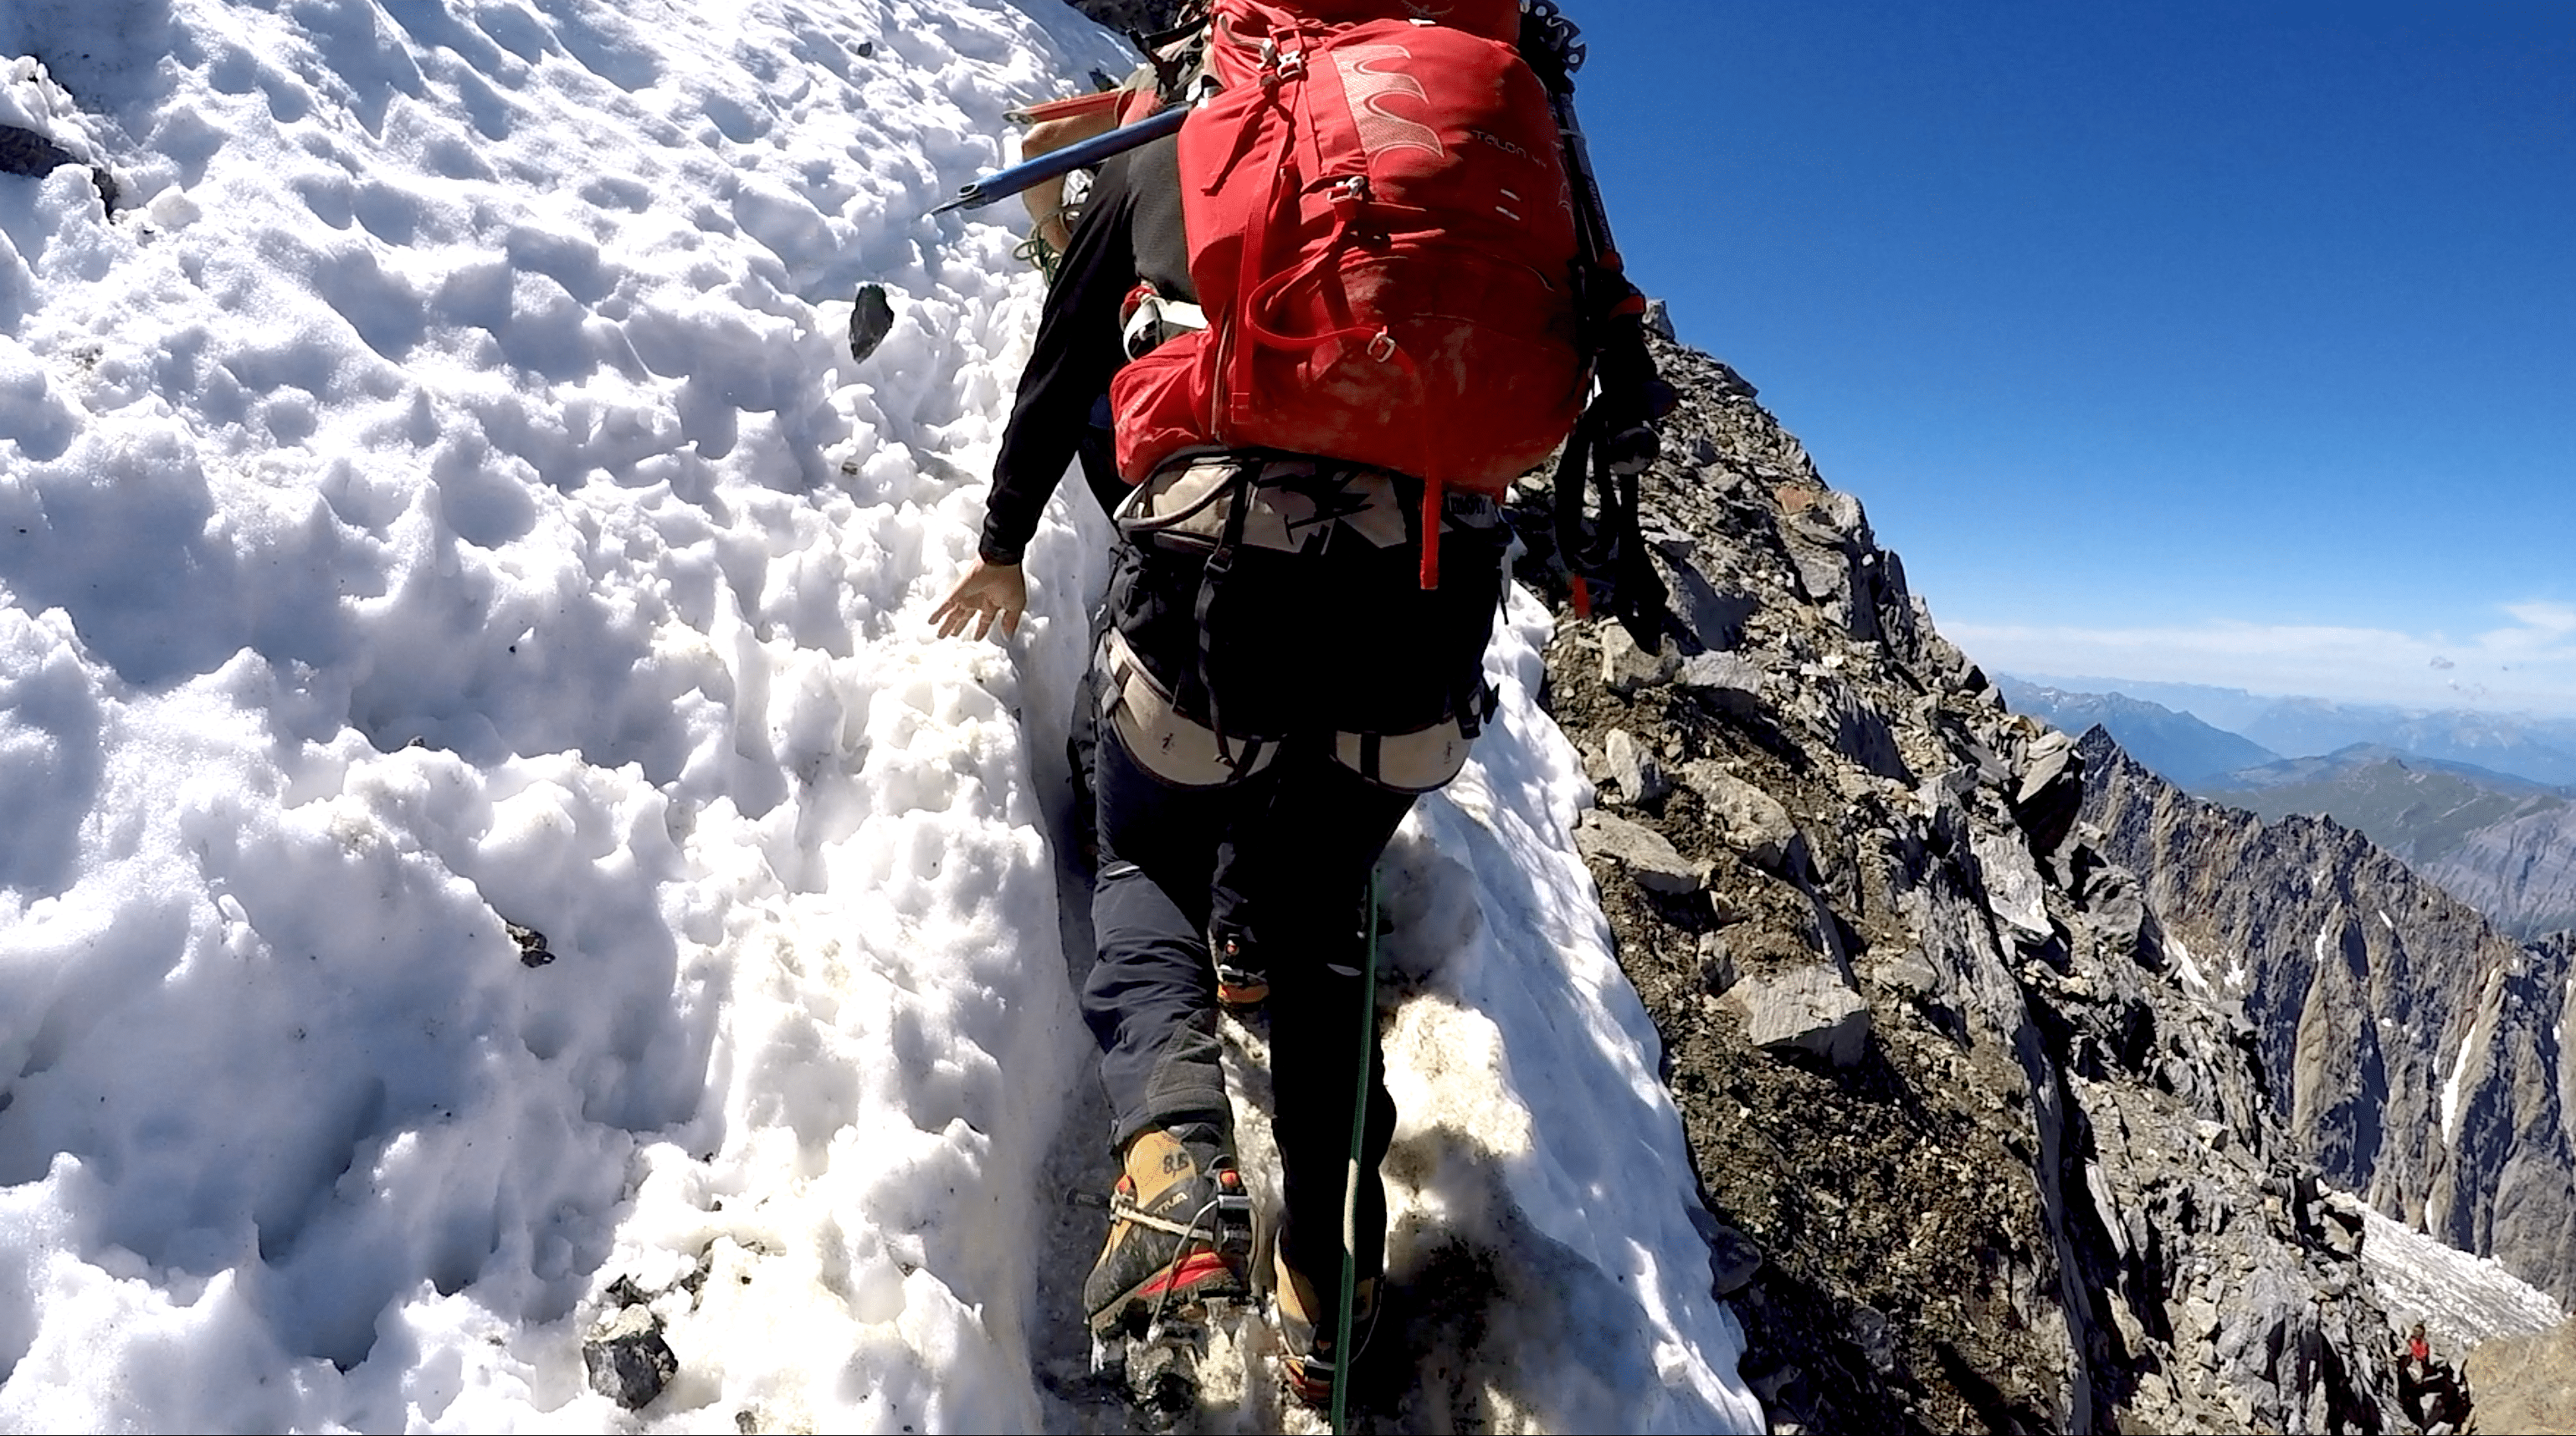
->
[2495,602,2576,642]
[1941,603,2576,715]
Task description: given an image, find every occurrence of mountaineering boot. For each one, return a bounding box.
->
[1271,1249,1379,1409]
[1084,1122,1253,1338]
[1208,923,1266,1011]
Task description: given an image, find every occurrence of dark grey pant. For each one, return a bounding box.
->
[1080,462,1505,1285]
[1087,727,1412,1284]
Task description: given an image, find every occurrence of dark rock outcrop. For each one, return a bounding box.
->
[0,64,119,212]
[1527,336,2423,1433]
[1066,0,1189,38]
[584,1303,678,1410]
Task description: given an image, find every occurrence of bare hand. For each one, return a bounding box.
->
[932,559,1028,642]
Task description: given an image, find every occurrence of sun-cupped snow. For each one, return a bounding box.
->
[0,0,1758,1431]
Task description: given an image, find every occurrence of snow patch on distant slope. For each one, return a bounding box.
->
[2360,1203,2566,1349]
[2170,934,2212,996]
[2440,965,2504,1148]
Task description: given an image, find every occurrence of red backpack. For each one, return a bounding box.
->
[1109,0,1588,584]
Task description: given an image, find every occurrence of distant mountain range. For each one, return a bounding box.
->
[2006,672,2280,733]
[2007,672,2576,786]
[2003,674,2576,937]
[2194,747,2576,937]
[2241,700,2576,787]
[2199,745,2566,854]
[1999,677,2281,784]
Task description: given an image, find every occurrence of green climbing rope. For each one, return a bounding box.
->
[1332,869,1379,1435]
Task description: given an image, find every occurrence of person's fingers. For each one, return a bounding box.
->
[931,566,1028,644]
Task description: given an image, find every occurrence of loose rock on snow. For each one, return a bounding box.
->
[584,1305,678,1411]
[505,921,554,968]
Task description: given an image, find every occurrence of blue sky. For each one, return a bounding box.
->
[1573,2,2576,712]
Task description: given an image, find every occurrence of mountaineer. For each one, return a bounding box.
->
[932,0,1665,1407]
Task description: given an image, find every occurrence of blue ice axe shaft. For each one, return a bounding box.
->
[931,104,1189,215]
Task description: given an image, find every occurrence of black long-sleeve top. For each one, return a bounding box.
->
[978,133,1193,566]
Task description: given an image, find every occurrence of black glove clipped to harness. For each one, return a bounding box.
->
[1592,319,1675,475]
[1553,310,1676,652]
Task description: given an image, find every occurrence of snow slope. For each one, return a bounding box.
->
[0,1,1760,1430]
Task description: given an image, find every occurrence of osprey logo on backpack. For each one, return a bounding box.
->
[1110,0,1588,587]
[1333,47,1442,161]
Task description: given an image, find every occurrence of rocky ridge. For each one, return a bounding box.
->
[2420,810,2576,942]
[2189,746,2576,941]
[2081,737,2576,1309]
[1519,336,2427,1433]
[2462,1319,2576,1435]
[2002,678,2282,787]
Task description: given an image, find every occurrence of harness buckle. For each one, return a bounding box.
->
[1260,40,1306,83]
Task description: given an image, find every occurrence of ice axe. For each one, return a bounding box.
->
[930,102,1189,217]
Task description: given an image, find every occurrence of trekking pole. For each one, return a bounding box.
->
[929,103,1189,215]
[1522,3,1662,429]
[1521,1,1675,641]
[1332,868,1381,1436]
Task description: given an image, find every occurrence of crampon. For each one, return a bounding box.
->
[1080,1124,1256,1423]
[1090,1290,1253,1424]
